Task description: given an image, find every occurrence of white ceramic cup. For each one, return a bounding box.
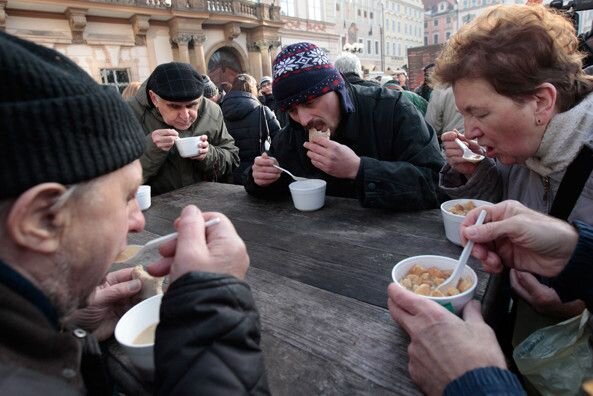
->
[391,255,477,314]
[440,199,493,246]
[175,136,201,158]
[289,179,327,211]
[114,294,162,374]
[136,185,151,211]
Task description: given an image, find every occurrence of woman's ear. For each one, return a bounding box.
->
[6,183,70,254]
[534,82,557,123]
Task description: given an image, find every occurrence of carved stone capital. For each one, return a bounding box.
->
[224,22,241,41]
[171,32,193,47]
[254,39,272,52]
[66,8,87,44]
[131,14,150,46]
[192,33,206,45]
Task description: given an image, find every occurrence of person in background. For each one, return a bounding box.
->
[258,76,288,128]
[121,81,141,100]
[0,31,268,394]
[425,86,464,142]
[414,63,434,102]
[334,52,380,88]
[127,62,239,194]
[388,200,593,395]
[382,79,428,115]
[436,4,593,329]
[244,42,445,211]
[202,74,222,104]
[222,73,281,185]
[393,69,409,90]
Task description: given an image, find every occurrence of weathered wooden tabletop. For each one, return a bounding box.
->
[114,182,493,395]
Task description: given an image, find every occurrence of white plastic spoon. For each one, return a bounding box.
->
[437,209,487,292]
[455,138,485,163]
[272,164,308,182]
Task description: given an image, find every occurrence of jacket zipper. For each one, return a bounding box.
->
[542,176,550,203]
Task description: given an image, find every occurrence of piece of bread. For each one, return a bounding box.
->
[131,265,163,299]
[308,128,330,141]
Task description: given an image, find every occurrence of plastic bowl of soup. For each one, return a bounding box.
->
[115,294,161,373]
[391,255,477,313]
[440,199,493,246]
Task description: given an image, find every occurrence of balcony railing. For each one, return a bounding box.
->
[87,0,274,20]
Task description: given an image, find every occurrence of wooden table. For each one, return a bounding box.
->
[111,182,495,395]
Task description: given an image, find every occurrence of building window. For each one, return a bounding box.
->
[358,8,361,16]
[424,36,428,46]
[370,11,374,19]
[359,38,364,53]
[336,2,340,11]
[375,40,379,54]
[364,10,367,18]
[446,16,451,23]
[446,31,451,40]
[433,19,438,26]
[100,68,129,93]
[309,2,322,20]
[367,39,371,54]
[280,0,295,17]
[424,21,427,28]
[434,33,439,44]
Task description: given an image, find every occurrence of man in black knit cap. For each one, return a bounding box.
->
[0,31,267,394]
[127,62,239,194]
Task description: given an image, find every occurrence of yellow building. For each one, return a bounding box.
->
[0,0,284,90]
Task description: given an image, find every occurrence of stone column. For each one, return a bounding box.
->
[171,33,192,63]
[66,8,87,44]
[256,39,272,78]
[192,34,207,74]
[0,0,7,32]
[269,38,282,64]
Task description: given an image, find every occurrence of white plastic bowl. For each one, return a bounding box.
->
[175,136,201,158]
[115,294,162,374]
[440,199,493,246]
[289,179,327,211]
[391,255,477,314]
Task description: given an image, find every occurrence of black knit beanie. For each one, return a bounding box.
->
[0,31,145,199]
[146,62,205,103]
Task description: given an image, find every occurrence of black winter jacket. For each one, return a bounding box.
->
[222,91,281,185]
[244,82,445,210]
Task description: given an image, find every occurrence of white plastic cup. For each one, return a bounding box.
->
[175,136,201,158]
[440,199,493,246]
[391,255,477,314]
[289,179,327,211]
[114,294,162,374]
[136,185,151,211]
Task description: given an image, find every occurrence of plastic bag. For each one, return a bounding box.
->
[513,310,593,396]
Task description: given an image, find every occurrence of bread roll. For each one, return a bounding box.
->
[308,128,330,141]
[131,265,163,299]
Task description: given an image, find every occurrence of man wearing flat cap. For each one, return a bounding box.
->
[244,42,445,210]
[127,62,239,194]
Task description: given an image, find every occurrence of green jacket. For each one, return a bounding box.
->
[127,82,239,195]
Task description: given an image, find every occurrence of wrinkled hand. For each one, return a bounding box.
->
[387,283,506,396]
[510,269,586,318]
[146,205,249,282]
[303,137,361,179]
[442,131,481,177]
[252,152,281,186]
[190,135,209,161]
[460,200,578,277]
[151,129,179,151]
[65,268,142,341]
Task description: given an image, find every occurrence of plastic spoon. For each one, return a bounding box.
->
[437,209,487,292]
[272,164,308,182]
[455,138,485,163]
[116,217,221,263]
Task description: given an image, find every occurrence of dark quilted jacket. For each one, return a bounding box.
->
[221,91,281,185]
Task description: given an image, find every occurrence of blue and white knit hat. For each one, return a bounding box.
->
[272,42,349,112]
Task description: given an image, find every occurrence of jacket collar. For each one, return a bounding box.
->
[0,259,59,329]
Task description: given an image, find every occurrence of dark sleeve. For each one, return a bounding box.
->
[444,367,525,396]
[355,98,445,210]
[154,272,269,395]
[551,221,593,311]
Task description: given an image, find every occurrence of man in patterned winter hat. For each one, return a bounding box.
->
[244,42,445,211]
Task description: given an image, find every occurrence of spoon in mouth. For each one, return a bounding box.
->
[455,138,485,163]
